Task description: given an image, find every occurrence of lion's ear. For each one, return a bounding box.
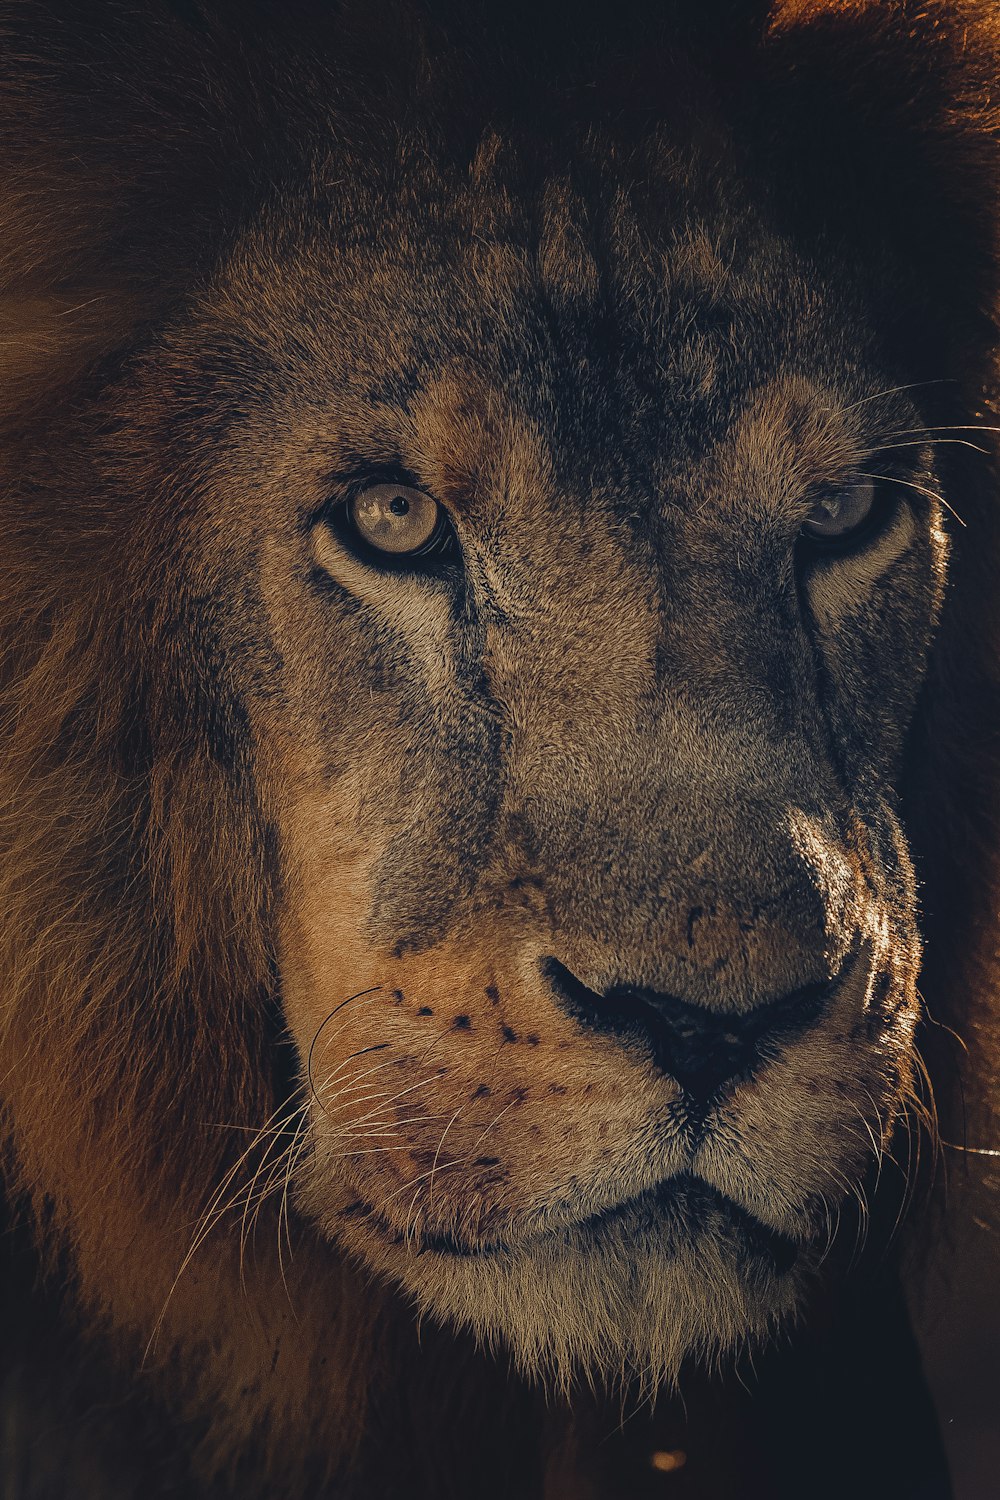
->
[762,1,1000,370]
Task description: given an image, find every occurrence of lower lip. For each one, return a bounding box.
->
[606,1176,802,1277]
[345,1175,800,1275]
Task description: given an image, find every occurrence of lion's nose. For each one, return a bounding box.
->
[542,957,834,1100]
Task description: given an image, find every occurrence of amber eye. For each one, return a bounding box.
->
[347,483,451,558]
[800,478,880,546]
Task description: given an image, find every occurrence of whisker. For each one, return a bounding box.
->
[239,1108,310,1295]
[331,1116,443,1138]
[851,1096,885,1191]
[836,379,955,415]
[317,1044,432,1104]
[918,993,969,1054]
[278,1112,312,1298]
[404,1104,465,1244]
[306,987,382,1107]
[375,1096,521,1246]
[427,1105,465,1211]
[466,1096,520,1155]
[879,437,990,455]
[333,1144,429,1157]
[319,1072,452,1136]
[145,1096,308,1363]
[311,1025,454,1124]
[885,422,1000,436]
[853,469,966,528]
[312,999,398,1080]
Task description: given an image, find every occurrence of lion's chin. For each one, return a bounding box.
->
[326,1176,808,1392]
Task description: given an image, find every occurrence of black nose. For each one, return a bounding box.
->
[542,957,834,1101]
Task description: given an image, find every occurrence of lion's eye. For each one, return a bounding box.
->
[347,484,451,558]
[800,479,879,547]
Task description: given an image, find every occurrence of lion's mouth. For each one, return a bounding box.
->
[576,1174,801,1275]
[342,1174,801,1276]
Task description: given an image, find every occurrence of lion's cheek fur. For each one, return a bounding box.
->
[277,784,680,1241]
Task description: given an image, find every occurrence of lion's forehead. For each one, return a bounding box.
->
[209,149,879,501]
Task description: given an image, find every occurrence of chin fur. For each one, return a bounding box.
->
[323,1179,807,1396]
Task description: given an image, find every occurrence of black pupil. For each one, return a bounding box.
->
[389,495,410,516]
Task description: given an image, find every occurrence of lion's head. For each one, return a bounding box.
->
[2,0,999,1494]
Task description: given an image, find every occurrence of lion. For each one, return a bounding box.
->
[2,0,998,1495]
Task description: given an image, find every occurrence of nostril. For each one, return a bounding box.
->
[541,956,836,1101]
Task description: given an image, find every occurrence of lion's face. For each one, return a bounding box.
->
[146,145,948,1385]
